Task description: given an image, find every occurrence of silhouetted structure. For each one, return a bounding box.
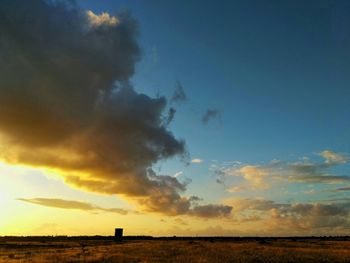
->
[114,228,123,242]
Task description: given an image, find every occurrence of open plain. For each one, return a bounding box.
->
[0,237,350,263]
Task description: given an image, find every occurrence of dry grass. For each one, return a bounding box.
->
[1,239,350,262]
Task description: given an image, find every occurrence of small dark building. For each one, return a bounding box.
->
[114,228,123,242]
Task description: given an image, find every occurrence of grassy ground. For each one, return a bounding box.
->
[0,239,350,262]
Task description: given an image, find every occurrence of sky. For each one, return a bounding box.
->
[0,0,350,236]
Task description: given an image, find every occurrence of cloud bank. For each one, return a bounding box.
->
[0,0,231,218]
[226,198,350,234]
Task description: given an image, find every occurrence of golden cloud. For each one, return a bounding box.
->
[0,0,231,218]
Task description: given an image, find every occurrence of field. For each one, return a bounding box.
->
[1,237,350,262]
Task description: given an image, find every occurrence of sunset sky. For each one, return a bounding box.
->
[1,0,350,236]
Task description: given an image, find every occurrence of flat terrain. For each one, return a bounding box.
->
[0,238,350,262]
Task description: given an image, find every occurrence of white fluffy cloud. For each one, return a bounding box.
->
[86,10,119,27]
[320,150,349,164]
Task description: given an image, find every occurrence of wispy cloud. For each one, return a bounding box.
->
[319,150,349,164]
[17,198,130,215]
[170,81,188,104]
[202,109,220,124]
[173,171,183,177]
[332,187,350,192]
[164,81,188,126]
[215,150,350,191]
[227,185,249,193]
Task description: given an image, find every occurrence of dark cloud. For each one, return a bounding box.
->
[190,204,232,218]
[202,109,220,124]
[164,80,187,126]
[17,198,130,215]
[163,107,176,127]
[0,0,231,217]
[170,81,187,104]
